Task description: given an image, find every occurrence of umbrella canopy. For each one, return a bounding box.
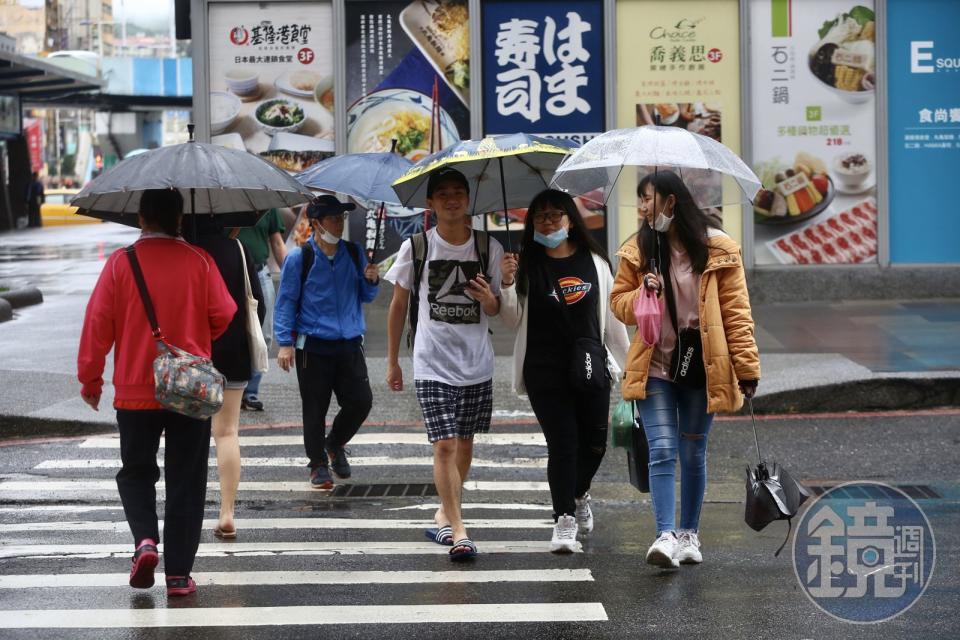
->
[391,133,578,214]
[550,125,762,209]
[71,140,315,228]
[294,152,413,205]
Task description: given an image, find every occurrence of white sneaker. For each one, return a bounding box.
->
[645,531,680,568]
[550,515,579,553]
[676,531,703,564]
[574,493,593,533]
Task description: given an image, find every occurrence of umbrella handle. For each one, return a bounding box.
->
[498,157,512,253]
[748,397,763,465]
[370,201,385,263]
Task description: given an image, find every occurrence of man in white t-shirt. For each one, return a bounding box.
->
[385,167,504,561]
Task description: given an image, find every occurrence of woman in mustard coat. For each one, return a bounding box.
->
[611,170,760,569]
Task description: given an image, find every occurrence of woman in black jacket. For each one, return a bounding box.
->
[191,217,265,539]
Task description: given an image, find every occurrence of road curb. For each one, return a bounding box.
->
[2,377,958,442]
[0,286,43,309]
[748,377,960,414]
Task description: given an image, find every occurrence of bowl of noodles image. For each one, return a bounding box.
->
[346,88,460,162]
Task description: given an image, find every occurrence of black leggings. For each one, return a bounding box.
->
[525,363,610,520]
[116,409,210,576]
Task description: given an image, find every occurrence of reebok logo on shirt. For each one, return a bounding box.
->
[548,276,592,305]
[427,259,482,324]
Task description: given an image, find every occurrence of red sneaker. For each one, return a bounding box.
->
[128,539,159,589]
[165,575,197,597]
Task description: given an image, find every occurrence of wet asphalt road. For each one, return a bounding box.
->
[0,413,958,639]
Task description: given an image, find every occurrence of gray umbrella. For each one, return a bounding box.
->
[71,132,315,228]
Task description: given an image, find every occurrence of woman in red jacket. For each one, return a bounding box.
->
[78,189,237,597]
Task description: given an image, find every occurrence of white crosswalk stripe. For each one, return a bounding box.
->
[35,455,548,470]
[0,603,608,628]
[0,479,550,494]
[0,568,594,589]
[0,426,610,631]
[78,432,548,449]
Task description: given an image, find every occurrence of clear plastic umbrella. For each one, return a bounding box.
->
[71,129,315,228]
[550,125,762,209]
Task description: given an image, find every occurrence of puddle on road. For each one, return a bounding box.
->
[0,243,124,263]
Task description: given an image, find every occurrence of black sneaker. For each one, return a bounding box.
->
[241,395,264,411]
[309,465,334,490]
[327,443,352,479]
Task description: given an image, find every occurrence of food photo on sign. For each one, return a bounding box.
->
[337,0,469,256]
[749,0,878,265]
[207,2,335,173]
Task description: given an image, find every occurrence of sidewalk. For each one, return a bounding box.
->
[1,224,958,437]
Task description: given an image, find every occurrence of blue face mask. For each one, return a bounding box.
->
[533,227,568,249]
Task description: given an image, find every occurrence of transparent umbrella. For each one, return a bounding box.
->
[550,125,762,209]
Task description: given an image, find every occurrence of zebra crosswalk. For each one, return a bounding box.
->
[0,425,612,634]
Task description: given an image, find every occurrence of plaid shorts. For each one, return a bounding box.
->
[415,379,493,443]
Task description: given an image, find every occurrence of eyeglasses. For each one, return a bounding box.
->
[531,210,566,224]
[315,212,349,221]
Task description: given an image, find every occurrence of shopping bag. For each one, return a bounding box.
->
[634,287,662,347]
[610,399,635,448]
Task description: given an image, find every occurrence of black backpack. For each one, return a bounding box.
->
[406,229,490,349]
[296,240,362,318]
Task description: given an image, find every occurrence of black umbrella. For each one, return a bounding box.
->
[744,398,812,555]
[71,125,315,229]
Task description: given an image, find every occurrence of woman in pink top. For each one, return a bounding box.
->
[611,171,760,569]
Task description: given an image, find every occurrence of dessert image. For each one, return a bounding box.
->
[833,151,872,190]
[808,5,876,98]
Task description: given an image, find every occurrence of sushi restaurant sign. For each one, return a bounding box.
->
[481,0,605,145]
[748,0,879,267]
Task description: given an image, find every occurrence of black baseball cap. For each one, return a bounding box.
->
[426,167,470,198]
[306,194,356,218]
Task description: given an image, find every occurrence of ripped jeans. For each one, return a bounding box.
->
[526,363,610,520]
[635,377,715,536]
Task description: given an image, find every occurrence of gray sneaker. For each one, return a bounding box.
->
[676,530,703,564]
[574,493,594,533]
[550,515,579,553]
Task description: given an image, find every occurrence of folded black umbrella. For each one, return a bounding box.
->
[744,398,811,555]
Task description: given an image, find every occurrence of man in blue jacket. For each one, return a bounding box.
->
[274,195,380,489]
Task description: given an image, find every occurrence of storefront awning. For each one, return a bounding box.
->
[0,50,103,102]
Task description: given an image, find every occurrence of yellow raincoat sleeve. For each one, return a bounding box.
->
[715,251,761,382]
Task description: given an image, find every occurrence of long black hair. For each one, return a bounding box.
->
[636,170,721,275]
[516,189,609,296]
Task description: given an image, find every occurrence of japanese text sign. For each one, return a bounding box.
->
[482,0,605,142]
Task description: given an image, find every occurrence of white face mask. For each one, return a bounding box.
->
[315,224,340,245]
[652,203,674,233]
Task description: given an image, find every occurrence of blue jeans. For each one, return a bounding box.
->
[245,267,275,399]
[635,378,714,536]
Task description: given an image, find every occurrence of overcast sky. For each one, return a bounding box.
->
[19,0,173,31]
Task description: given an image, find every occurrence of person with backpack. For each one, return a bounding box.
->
[273,195,380,489]
[384,167,504,562]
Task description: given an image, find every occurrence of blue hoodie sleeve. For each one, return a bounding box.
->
[356,242,379,304]
[273,247,304,346]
